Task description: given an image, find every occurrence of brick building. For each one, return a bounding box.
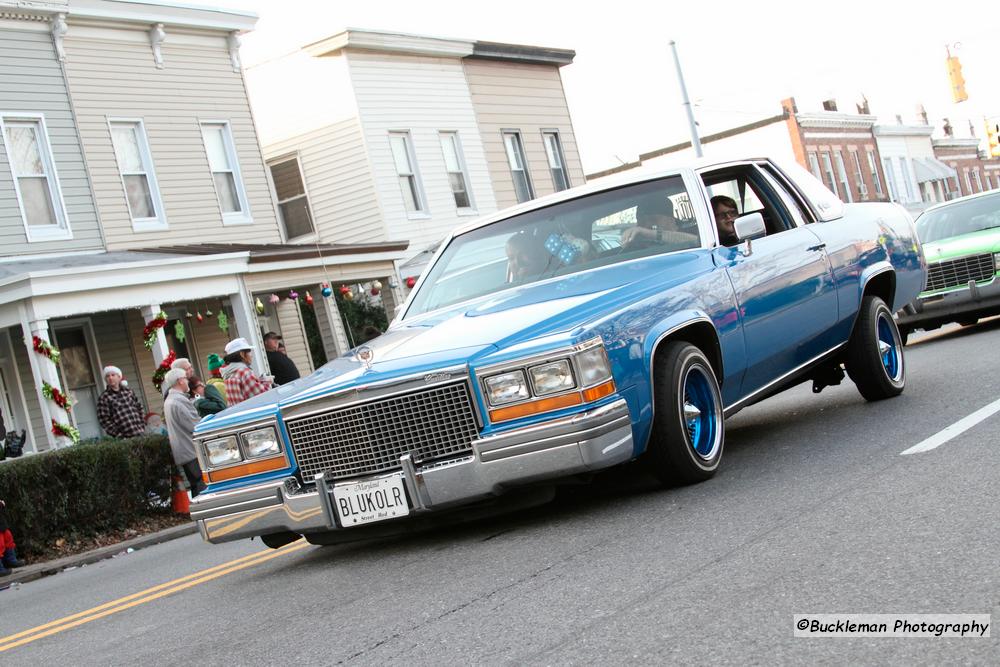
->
[781,98,889,204]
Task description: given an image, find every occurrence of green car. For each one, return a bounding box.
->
[896,190,1000,341]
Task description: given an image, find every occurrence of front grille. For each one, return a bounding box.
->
[925,254,996,292]
[285,381,480,481]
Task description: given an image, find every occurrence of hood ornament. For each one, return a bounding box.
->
[355,345,375,370]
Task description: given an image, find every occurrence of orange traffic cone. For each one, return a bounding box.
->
[171,474,190,514]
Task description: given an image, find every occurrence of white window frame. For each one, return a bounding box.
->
[851,151,868,198]
[834,151,853,202]
[807,152,822,181]
[267,153,315,241]
[541,129,571,192]
[882,157,899,201]
[388,130,428,218]
[867,151,883,197]
[898,157,915,202]
[438,131,475,215]
[502,129,534,203]
[107,117,167,231]
[0,112,72,242]
[972,168,983,193]
[963,169,973,196]
[199,120,252,225]
[820,152,839,198]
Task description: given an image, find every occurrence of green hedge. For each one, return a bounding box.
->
[0,435,175,559]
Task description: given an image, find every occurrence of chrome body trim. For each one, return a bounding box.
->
[192,398,634,544]
[646,316,716,423]
[723,342,846,416]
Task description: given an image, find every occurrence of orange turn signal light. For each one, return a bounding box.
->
[582,379,616,403]
[207,456,288,483]
[488,379,617,423]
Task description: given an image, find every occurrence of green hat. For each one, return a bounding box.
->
[207,353,224,372]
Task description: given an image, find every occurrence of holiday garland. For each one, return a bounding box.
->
[142,311,169,349]
[32,335,61,364]
[51,418,80,444]
[151,350,177,392]
[42,381,72,412]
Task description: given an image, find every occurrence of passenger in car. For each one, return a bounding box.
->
[711,195,741,246]
[506,230,551,282]
[623,196,698,250]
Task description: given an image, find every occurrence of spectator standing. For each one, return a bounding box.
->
[263,332,300,385]
[189,375,225,417]
[205,353,228,404]
[0,499,25,577]
[222,338,273,405]
[96,365,146,438]
[162,369,205,498]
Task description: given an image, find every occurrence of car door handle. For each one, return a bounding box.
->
[807,243,827,252]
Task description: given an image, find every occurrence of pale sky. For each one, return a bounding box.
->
[212,0,999,173]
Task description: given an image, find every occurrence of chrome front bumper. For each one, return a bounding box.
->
[191,398,634,544]
[896,276,1000,328]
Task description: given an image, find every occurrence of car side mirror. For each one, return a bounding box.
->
[734,212,766,242]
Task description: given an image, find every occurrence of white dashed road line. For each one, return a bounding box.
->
[900,396,1000,455]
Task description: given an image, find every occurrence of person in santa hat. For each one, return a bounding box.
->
[96,365,146,438]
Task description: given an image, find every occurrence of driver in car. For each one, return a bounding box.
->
[711,195,741,246]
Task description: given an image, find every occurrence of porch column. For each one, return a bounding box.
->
[21,318,68,449]
[229,282,266,375]
[381,277,407,323]
[140,304,170,367]
[314,291,351,358]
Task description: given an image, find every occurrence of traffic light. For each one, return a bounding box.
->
[947,55,968,103]
[987,117,1000,158]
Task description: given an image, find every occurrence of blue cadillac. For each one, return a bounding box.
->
[191,158,925,548]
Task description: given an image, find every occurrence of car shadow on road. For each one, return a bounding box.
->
[907,315,1000,348]
[268,383,899,573]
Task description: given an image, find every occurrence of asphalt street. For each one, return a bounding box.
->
[2,319,998,665]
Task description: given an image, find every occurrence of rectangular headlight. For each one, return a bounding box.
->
[577,345,612,386]
[528,359,575,395]
[241,427,281,459]
[204,435,241,467]
[484,370,530,406]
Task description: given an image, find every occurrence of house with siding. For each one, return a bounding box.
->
[0,1,405,452]
[243,29,586,282]
[873,115,958,213]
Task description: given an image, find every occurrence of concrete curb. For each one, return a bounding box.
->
[0,522,199,587]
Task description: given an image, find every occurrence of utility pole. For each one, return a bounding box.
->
[669,40,703,158]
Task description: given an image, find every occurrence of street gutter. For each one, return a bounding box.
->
[0,522,198,589]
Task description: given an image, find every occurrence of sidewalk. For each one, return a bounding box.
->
[0,522,198,588]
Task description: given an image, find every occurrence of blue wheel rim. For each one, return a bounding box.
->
[683,366,720,460]
[876,312,902,382]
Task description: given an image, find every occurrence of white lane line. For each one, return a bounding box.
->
[900,396,1000,455]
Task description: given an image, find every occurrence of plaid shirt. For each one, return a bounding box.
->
[97,385,146,438]
[222,363,272,405]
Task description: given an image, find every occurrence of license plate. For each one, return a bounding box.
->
[332,474,410,527]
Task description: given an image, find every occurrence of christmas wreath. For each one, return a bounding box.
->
[142,311,169,349]
[42,381,72,412]
[32,335,61,363]
[151,350,177,392]
[51,418,80,444]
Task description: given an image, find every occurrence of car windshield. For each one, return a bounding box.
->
[405,176,703,317]
[916,192,1000,243]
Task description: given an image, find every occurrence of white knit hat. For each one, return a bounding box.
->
[103,365,122,377]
